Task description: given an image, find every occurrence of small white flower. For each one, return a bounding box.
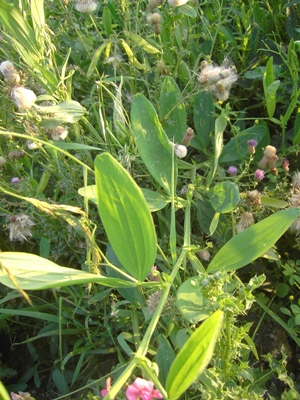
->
[168,0,189,6]
[8,214,35,242]
[174,144,187,158]
[0,156,6,168]
[0,60,14,75]
[10,87,37,111]
[50,126,68,141]
[74,0,97,12]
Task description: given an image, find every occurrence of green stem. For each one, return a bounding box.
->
[104,250,187,399]
[224,311,232,377]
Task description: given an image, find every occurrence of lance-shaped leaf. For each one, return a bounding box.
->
[0,252,135,290]
[159,76,186,143]
[207,208,300,273]
[37,100,87,128]
[166,310,223,400]
[95,153,157,281]
[131,94,176,195]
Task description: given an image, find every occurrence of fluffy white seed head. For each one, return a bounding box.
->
[75,0,97,12]
[50,126,68,141]
[0,60,20,84]
[10,87,37,111]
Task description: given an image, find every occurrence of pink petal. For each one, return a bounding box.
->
[134,378,154,392]
[126,385,140,400]
[152,389,163,399]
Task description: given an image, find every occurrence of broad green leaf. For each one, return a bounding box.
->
[86,42,108,78]
[141,188,171,212]
[0,252,134,290]
[156,336,175,386]
[209,212,220,236]
[78,185,170,212]
[207,111,227,186]
[265,80,280,118]
[193,91,214,150]
[103,6,112,36]
[261,196,288,208]
[178,60,192,85]
[176,277,213,323]
[106,245,145,307]
[95,153,157,281]
[159,77,187,143]
[263,58,280,118]
[131,94,176,195]
[207,208,300,273]
[78,184,101,204]
[178,5,197,18]
[197,199,231,243]
[124,31,161,54]
[166,310,223,400]
[219,125,267,163]
[37,100,87,128]
[208,181,240,213]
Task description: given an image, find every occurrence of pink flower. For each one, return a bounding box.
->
[11,177,20,184]
[228,165,238,175]
[101,377,112,398]
[126,378,162,400]
[254,169,264,181]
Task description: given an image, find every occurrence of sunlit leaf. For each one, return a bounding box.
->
[95,153,157,281]
[166,310,223,400]
[207,208,300,273]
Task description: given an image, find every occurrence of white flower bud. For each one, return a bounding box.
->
[174,144,187,158]
[10,87,37,111]
[0,156,6,168]
[168,0,189,6]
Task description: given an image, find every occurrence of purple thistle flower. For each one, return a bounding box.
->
[228,165,238,175]
[11,177,20,184]
[247,139,258,147]
[254,169,264,181]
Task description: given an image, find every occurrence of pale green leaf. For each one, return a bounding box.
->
[166,310,223,400]
[0,252,134,290]
[94,153,157,281]
[207,208,300,273]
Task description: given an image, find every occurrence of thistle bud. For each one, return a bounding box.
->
[181,127,195,146]
[236,212,254,233]
[0,156,6,168]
